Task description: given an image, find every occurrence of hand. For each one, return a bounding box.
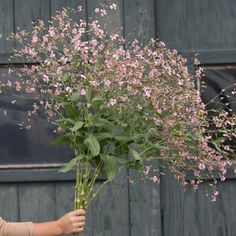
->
[56,209,86,235]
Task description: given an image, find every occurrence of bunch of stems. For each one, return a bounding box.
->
[74,158,109,210]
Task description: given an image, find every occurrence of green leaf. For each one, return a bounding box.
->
[212,137,225,144]
[64,103,79,118]
[94,118,114,131]
[94,132,113,141]
[70,121,84,132]
[101,155,119,181]
[129,149,142,169]
[59,155,84,173]
[84,135,100,156]
[54,118,74,124]
[113,135,133,143]
[153,142,169,151]
[51,135,70,145]
[91,96,104,107]
[71,92,81,102]
[211,141,227,155]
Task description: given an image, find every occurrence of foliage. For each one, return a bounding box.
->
[3,4,236,204]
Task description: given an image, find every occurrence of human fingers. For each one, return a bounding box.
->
[73,221,85,228]
[74,209,86,216]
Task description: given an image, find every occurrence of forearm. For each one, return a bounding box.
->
[0,219,34,236]
[34,221,62,236]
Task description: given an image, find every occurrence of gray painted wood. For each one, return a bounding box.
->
[123,2,161,235]
[14,0,50,30]
[182,181,236,236]
[14,0,50,52]
[0,0,14,54]
[1,1,236,236]
[155,0,236,52]
[87,0,123,35]
[0,168,76,182]
[51,0,86,21]
[124,0,155,45]
[18,183,56,222]
[0,184,18,221]
[160,171,184,236]
[91,171,129,236]
[129,180,162,236]
[161,171,236,236]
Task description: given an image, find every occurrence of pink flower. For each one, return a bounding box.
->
[80,89,86,96]
[198,163,206,170]
[43,75,50,83]
[48,27,56,37]
[152,176,160,183]
[15,81,21,92]
[55,87,62,95]
[32,36,38,44]
[108,98,117,106]
[26,87,35,93]
[7,80,12,87]
[110,4,117,10]
[143,86,151,97]
[144,166,151,175]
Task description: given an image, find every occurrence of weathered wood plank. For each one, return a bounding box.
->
[129,179,162,236]
[155,0,236,52]
[0,0,14,54]
[182,180,236,236]
[91,171,129,236]
[51,0,86,20]
[124,0,155,45]
[123,1,161,235]
[14,0,50,30]
[0,183,18,221]
[0,168,76,183]
[160,171,184,236]
[18,183,56,222]
[161,171,236,236]
[87,0,123,35]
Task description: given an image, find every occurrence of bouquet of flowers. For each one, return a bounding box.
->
[3,4,236,207]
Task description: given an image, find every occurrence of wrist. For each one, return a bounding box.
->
[54,220,64,236]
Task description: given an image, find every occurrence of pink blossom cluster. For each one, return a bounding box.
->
[6,6,236,199]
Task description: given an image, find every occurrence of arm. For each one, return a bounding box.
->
[0,209,86,236]
[34,209,86,236]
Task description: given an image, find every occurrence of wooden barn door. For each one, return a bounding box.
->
[0,1,162,236]
[155,1,236,236]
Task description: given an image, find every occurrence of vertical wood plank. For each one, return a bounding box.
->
[0,183,18,221]
[91,171,129,236]
[161,171,236,236]
[129,180,161,236]
[183,180,236,236]
[18,183,56,222]
[87,0,123,35]
[51,0,86,19]
[55,182,74,217]
[0,0,14,54]
[160,171,185,236]
[14,0,50,31]
[155,0,236,52]
[124,0,155,45]
[123,1,161,235]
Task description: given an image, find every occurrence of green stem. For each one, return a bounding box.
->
[87,179,109,206]
[84,161,102,205]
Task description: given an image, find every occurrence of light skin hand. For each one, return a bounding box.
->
[34,209,86,236]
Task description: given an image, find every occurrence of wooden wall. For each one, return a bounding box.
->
[0,0,236,236]
[0,1,161,236]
